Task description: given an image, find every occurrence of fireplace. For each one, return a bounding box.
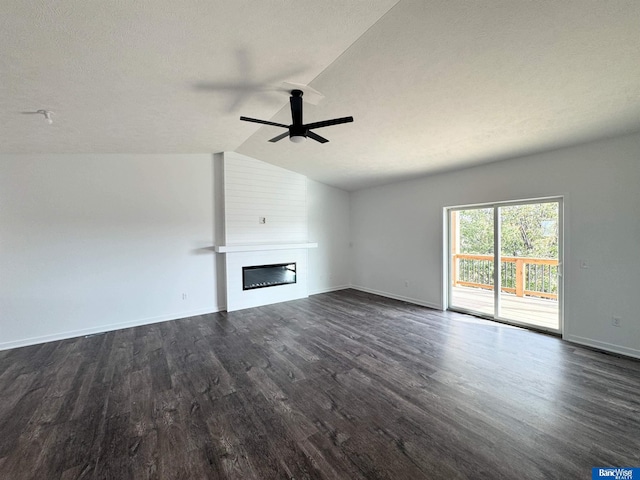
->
[217,243,315,311]
[242,263,297,290]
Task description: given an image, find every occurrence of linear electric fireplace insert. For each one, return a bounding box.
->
[242,263,297,290]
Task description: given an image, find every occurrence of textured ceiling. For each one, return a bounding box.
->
[2,1,640,191]
[0,1,397,155]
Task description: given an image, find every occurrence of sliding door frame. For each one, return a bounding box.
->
[445,196,564,335]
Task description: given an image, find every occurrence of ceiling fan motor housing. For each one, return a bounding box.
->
[289,89,306,139]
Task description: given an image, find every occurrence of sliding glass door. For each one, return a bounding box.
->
[448,199,562,333]
[449,207,495,317]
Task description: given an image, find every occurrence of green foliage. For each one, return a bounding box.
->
[457,203,558,259]
[458,208,494,255]
[455,203,560,295]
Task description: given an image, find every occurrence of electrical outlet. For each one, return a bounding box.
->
[612,316,621,327]
[182,293,188,300]
[404,281,409,287]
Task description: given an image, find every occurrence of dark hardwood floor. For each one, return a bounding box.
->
[1,289,639,479]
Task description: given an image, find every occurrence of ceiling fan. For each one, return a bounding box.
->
[240,89,353,144]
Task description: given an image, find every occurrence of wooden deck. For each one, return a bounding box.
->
[450,285,559,330]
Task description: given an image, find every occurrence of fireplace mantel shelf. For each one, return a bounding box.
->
[214,242,318,253]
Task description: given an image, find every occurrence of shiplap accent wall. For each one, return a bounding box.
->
[224,152,307,245]
[219,152,312,311]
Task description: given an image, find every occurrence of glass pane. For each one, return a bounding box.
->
[450,208,495,316]
[498,202,559,330]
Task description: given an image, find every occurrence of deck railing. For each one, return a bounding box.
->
[453,254,558,300]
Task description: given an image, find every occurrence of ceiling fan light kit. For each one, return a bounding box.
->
[240,89,353,144]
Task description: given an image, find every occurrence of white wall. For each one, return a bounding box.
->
[307,179,351,294]
[11,135,635,359]
[0,154,219,349]
[350,133,640,359]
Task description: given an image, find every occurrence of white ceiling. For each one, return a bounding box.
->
[2,1,640,191]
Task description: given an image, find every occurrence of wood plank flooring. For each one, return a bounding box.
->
[1,289,639,479]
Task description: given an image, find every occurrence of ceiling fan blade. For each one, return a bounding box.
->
[268,131,290,143]
[304,116,353,130]
[240,116,289,128]
[195,82,252,91]
[307,131,329,144]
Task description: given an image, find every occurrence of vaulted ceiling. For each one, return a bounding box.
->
[2,1,639,190]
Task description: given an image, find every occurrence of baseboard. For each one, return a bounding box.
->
[0,306,223,351]
[349,285,442,311]
[564,334,640,361]
[308,284,351,296]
